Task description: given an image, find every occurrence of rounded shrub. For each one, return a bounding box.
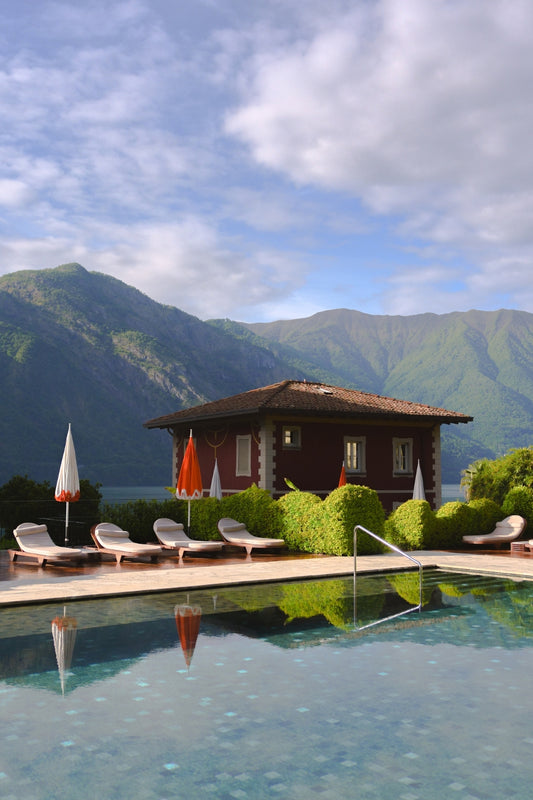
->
[277,490,323,553]
[435,501,477,548]
[501,485,533,528]
[384,500,437,551]
[466,498,503,535]
[321,484,385,556]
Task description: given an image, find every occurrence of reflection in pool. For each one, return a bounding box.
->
[1,570,533,799]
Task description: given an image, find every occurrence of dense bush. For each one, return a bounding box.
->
[435,501,477,548]
[0,474,102,546]
[320,485,385,555]
[384,500,437,550]
[190,496,224,541]
[220,484,284,539]
[462,447,533,504]
[501,485,533,528]
[277,490,323,553]
[278,484,384,555]
[100,498,185,542]
[467,498,503,534]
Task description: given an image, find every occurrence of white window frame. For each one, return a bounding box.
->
[344,436,366,473]
[393,437,413,475]
[236,434,252,476]
[282,425,301,449]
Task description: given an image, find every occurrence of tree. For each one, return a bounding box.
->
[461,447,533,504]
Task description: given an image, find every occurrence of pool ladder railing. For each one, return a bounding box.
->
[352,525,423,631]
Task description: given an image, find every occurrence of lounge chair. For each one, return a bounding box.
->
[92,522,164,563]
[462,514,527,547]
[153,518,224,560]
[217,517,285,556]
[10,522,90,567]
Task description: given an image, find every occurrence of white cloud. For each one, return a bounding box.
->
[2,0,533,321]
[226,0,533,253]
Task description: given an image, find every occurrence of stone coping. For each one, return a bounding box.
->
[2,550,533,607]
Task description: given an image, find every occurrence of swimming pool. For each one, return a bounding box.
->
[1,569,532,799]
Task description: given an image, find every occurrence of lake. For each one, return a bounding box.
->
[101,484,466,505]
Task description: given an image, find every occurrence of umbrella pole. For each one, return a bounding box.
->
[187,500,191,534]
[65,501,70,545]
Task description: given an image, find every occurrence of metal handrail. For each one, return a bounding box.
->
[353,525,423,630]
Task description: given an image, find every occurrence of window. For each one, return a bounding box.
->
[282,426,301,449]
[393,438,413,474]
[344,436,366,473]
[236,435,251,476]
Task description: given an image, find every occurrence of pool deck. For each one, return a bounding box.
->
[2,547,533,606]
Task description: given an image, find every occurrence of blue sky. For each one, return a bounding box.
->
[1,0,533,322]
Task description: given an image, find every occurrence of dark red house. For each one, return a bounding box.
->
[144,380,472,511]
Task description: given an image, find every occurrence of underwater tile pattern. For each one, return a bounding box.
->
[1,571,533,799]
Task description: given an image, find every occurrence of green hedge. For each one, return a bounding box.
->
[277,491,323,553]
[279,484,385,555]
[467,498,503,534]
[384,500,437,550]
[434,501,477,548]
[501,485,533,529]
[321,485,385,555]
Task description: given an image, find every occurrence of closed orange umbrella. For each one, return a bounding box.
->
[174,603,202,670]
[176,430,203,533]
[338,461,347,487]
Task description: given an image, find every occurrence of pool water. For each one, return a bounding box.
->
[1,570,533,800]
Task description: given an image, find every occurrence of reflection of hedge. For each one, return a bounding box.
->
[279,579,353,628]
[387,572,433,606]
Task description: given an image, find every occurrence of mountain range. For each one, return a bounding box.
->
[0,262,531,487]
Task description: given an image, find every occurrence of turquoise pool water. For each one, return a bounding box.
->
[1,570,532,799]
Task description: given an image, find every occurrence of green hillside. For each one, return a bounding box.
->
[1,264,531,487]
[241,308,533,477]
[0,264,308,485]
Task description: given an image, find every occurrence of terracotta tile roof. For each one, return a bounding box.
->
[144,380,473,428]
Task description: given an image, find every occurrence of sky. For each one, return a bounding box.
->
[2,0,533,322]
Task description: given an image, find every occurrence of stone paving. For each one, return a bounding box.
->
[2,547,533,606]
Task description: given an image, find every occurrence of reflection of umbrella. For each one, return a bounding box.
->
[338,461,347,487]
[413,459,425,500]
[176,430,203,533]
[51,608,77,695]
[209,458,222,500]
[55,423,80,544]
[174,603,202,669]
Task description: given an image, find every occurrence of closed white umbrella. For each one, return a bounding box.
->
[55,424,80,544]
[51,608,77,695]
[413,459,425,500]
[209,458,222,500]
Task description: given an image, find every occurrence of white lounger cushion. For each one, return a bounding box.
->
[217,518,284,547]
[94,523,162,554]
[463,515,526,544]
[153,518,223,551]
[13,523,86,557]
